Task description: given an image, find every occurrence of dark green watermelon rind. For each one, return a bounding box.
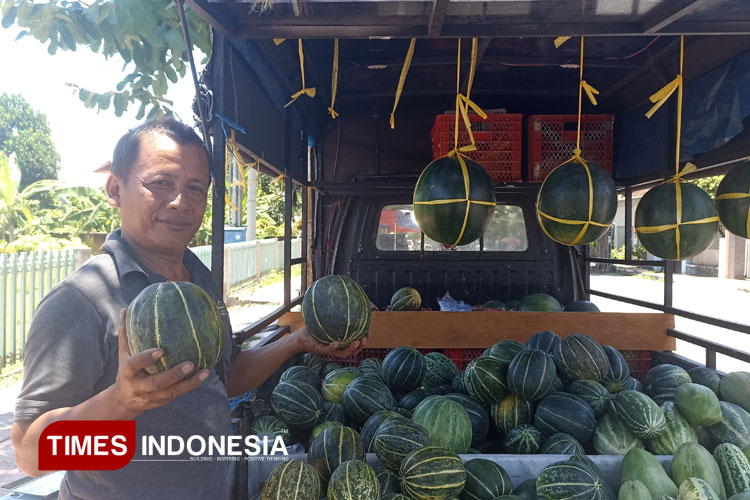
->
[716,163,750,239]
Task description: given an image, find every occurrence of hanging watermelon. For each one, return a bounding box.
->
[635,180,718,260]
[536,159,616,246]
[716,162,750,239]
[414,155,495,247]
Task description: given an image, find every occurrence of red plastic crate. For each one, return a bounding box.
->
[431,113,523,183]
[527,114,614,182]
[620,349,651,382]
[444,348,485,370]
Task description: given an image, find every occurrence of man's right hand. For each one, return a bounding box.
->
[109,308,209,419]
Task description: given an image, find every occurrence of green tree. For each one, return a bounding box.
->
[1,0,210,119]
[691,174,723,198]
[0,93,60,205]
[0,151,38,241]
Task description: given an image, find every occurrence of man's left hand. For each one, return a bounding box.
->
[291,326,368,359]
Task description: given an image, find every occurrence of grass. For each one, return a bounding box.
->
[233,266,303,295]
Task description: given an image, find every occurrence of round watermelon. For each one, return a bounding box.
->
[262,459,321,500]
[564,300,601,312]
[553,333,610,382]
[688,366,720,395]
[360,410,402,453]
[485,340,528,369]
[390,287,422,311]
[526,331,562,353]
[566,380,611,418]
[322,367,361,403]
[452,372,467,394]
[307,425,365,481]
[503,425,544,454]
[492,394,535,435]
[635,181,718,260]
[280,365,321,389]
[463,458,513,500]
[327,459,379,500]
[593,412,643,455]
[359,357,382,375]
[399,388,431,411]
[400,446,466,500]
[341,376,395,425]
[507,348,557,401]
[644,364,691,403]
[536,159,617,246]
[539,433,585,455]
[249,415,291,447]
[444,393,490,448]
[715,162,750,239]
[483,300,508,311]
[372,463,401,497]
[412,395,472,454]
[316,401,346,425]
[301,353,323,374]
[612,389,666,439]
[271,380,324,429]
[519,294,562,312]
[381,346,426,392]
[422,352,459,389]
[601,345,631,393]
[464,356,510,405]
[302,275,371,347]
[413,155,496,247]
[536,460,611,500]
[126,281,224,375]
[373,417,431,471]
[534,392,596,442]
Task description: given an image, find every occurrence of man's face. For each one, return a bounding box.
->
[109,133,210,255]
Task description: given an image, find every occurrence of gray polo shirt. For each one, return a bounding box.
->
[15,230,240,500]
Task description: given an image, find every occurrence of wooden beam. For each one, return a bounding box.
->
[278,311,677,351]
[428,0,450,36]
[184,0,237,37]
[350,54,640,69]
[643,0,709,34]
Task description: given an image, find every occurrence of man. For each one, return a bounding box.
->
[11,118,366,499]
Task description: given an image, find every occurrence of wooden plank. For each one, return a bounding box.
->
[278,311,676,350]
[643,0,709,34]
[428,0,450,36]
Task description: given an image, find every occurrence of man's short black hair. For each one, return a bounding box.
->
[111,117,211,183]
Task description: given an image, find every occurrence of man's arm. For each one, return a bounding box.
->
[13,310,208,476]
[225,327,367,398]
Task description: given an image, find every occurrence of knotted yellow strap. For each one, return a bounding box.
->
[273,38,286,46]
[390,38,416,129]
[554,36,571,48]
[581,80,599,106]
[645,75,681,119]
[285,39,316,108]
[328,38,339,119]
[448,38,487,157]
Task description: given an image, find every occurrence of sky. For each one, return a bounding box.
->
[0,25,199,187]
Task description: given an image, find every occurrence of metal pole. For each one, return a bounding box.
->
[624,186,633,261]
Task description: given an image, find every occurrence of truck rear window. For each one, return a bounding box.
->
[376,204,528,252]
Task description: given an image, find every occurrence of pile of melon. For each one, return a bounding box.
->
[251,330,750,500]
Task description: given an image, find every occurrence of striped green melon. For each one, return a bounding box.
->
[714,443,750,498]
[309,420,344,447]
[613,390,667,439]
[373,417,431,472]
[271,380,324,429]
[413,395,472,454]
[462,458,513,500]
[619,481,653,500]
[569,454,611,487]
[675,383,722,427]
[322,362,343,378]
[519,293,562,312]
[486,340,529,370]
[672,442,726,500]
[400,446,466,500]
[341,377,395,425]
[646,402,698,455]
[422,352,460,389]
[526,331,562,354]
[261,459,321,500]
[126,281,224,375]
[515,478,540,500]
[464,357,510,405]
[399,388,431,411]
[551,376,564,393]
[567,380,611,418]
[322,367,361,403]
[624,377,644,392]
[507,349,557,402]
[503,425,544,454]
[280,365,321,388]
[482,299,508,310]
[381,346,426,392]
[301,352,323,374]
[360,410,402,452]
[373,463,401,496]
[302,275,372,347]
[444,393,490,448]
[709,402,750,450]
[536,460,613,500]
[565,300,601,312]
[394,406,413,418]
[553,333,610,382]
[307,425,365,481]
[534,392,596,442]
[678,478,721,500]
[317,401,346,425]
[716,162,750,239]
[327,459,379,500]
[540,433,585,455]
[249,416,291,447]
[452,373,468,394]
[694,425,715,453]
[429,384,453,395]
[688,367,720,395]
[594,412,644,455]
[622,448,678,500]
[491,394,535,435]
[602,346,631,393]
[719,372,750,414]
[390,287,422,311]
[645,364,692,403]
[359,357,382,375]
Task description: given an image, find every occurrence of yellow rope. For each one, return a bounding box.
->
[285,39,316,108]
[390,38,416,129]
[328,39,339,119]
[448,38,487,157]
